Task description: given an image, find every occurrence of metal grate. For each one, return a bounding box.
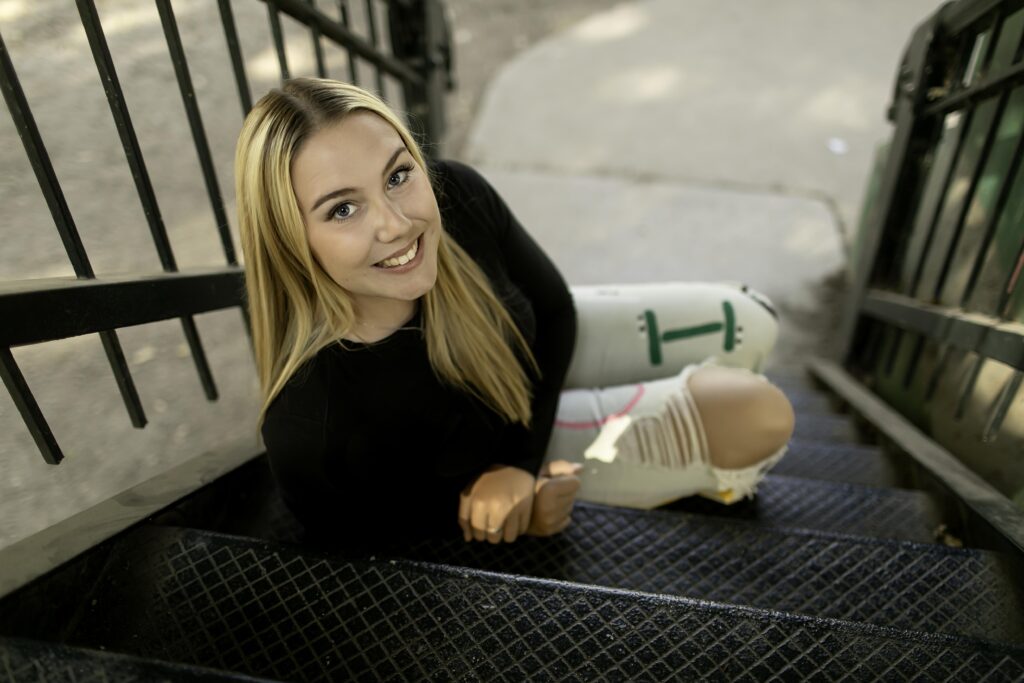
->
[790,413,864,444]
[394,502,1024,644]
[153,454,943,546]
[148,478,1017,643]
[65,526,1024,682]
[772,439,905,488]
[0,635,271,682]
[0,0,452,464]
[666,473,944,542]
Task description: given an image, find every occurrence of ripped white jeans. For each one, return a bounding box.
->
[544,282,787,509]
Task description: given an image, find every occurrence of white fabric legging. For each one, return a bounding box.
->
[543,282,786,509]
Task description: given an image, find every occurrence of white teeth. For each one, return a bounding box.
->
[378,238,418,268]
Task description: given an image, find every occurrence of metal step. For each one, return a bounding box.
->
[148,480,1013,640]
[394,502,1024,644]
[771,383,840,415]
[666,473,944,542]
[52,526,1024,681]
[772,439,906,488]
[792,412,867,444]
[152,458,944,546]
[0,635,272,682]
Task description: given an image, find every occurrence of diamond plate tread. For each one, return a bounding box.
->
[772,439,906,488]
[65,526,1024,682]
[770,384,837,415]
[666,474,944,542]
[147,487,1008,639]
[392,502,1024,644]
[792,413,865,444]
[156,460,942,546]
[0,635,273,682]
[763,371,820,392]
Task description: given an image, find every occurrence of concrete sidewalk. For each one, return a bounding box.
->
[459,0,946,371]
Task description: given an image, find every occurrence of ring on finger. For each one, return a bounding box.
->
[487,526,502,534]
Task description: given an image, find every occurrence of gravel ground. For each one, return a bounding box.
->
[0,0,631,550]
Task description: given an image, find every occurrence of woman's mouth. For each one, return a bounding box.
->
[373,235,422,272]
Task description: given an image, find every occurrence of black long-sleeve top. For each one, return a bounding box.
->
[261,160,577,545]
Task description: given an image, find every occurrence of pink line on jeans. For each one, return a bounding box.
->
[555,384,646,430]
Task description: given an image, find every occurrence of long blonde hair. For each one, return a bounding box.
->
[235,78,538,429]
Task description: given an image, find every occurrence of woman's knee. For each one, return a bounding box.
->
[687,366,795,469]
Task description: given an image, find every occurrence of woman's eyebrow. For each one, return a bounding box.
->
[309,146,407,213]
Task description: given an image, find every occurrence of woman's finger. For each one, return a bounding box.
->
[548,476,581,498]
[486,514,505,544]
[486,500,509,544]
[544,460,582,477]
[458,493,473,542]
[505,506,526,544]
[471,501,490,542]
[503,518,518,544]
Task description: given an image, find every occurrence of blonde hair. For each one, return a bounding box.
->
[235,77,538,429]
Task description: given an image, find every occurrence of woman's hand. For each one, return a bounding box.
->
[526,460,583,537]
[459,465,535,543]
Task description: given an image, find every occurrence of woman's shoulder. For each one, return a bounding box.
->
[429,159,510,247]
[428,159,502,213]
[428,158,485,192]
[264,346,335,426]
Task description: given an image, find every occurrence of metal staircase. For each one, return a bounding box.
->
[2,0,1024,679]
[2,367,1023,681]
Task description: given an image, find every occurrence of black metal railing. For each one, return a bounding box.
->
[0,0,452,465]
[840,0,1024,501]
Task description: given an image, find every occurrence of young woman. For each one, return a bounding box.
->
[235,77,794,548]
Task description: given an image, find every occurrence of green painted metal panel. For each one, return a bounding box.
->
[899,112,965,294]
[966,154,1024,316]
[873,329,930,429]
[940,86,1024,306]
[916,97,1001,300]
[962,28,992,87]
[988,8,1024,73]
[1006,263,1024,322]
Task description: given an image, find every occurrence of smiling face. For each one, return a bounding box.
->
[290,111,441,335]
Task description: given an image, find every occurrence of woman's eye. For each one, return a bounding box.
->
[329,202,356,221]
[387,166,412,189]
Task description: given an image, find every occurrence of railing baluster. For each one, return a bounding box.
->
[927,90,1008,301]
[982,369,1021,441]
[909,104,987,299]
[217,0,253,117]
[267,4,291,81]
[924,343,952,402]
[338,0,359,84]
[0,33,90,278]
[156,0,237,267]
[158,0,252,345]
[75,0,218,401]
[180,318,218,400]
[364,0,385,95]
[0,348,63,464]
[959,92,1024,307]
[305,0,328,78]
[954,356,984,419]
[998,243,1024,316]
[0,26,147,440]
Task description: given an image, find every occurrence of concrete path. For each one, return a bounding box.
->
[461,0,947,371]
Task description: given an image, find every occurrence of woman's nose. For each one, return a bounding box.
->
[374,199,412,243]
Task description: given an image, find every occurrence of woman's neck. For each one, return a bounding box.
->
[344,299,419,343]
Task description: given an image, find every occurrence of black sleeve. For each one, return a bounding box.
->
[260,359,347,535]
[440,161,578,476]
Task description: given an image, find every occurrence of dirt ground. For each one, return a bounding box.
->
[0,0,637,550]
